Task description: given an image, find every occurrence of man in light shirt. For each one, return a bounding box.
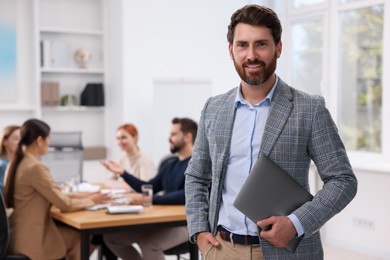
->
[185,4,357,259]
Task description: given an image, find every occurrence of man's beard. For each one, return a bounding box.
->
[233,53,277,86]
[170,139,185,154]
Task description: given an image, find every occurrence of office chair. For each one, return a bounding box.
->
[157,153,178,170]
[158,154,199,260]
[0,193,30,260]
[40,131,84,184]
[164,241,199,260]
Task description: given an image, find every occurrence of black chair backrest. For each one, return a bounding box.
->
[0,192,10,258]
[157,154,178,171]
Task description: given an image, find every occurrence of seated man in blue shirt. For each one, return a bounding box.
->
[102,117,197,260]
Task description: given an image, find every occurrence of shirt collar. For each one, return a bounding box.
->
[234,75,279,108]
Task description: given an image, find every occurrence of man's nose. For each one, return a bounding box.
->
[247,46,257,61]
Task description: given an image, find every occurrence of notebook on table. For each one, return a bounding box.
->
[233,154,313,253]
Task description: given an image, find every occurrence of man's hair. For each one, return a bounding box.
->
[172,117,198,144]
[227,4,282,45]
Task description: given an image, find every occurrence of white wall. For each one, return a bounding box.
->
[322,168,390,258]
[0,0,36,128]
[104,0,125,159]
[116,0,245,163]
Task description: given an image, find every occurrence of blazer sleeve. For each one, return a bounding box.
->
[185,98,214,241]
[293,96,358,237]
[30,163,94,211]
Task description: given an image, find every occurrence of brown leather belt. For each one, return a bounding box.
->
[218,226,259,245]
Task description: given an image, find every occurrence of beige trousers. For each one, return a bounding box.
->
[57,224,81,260]
[103,226,188,260]
[203,232,264,260]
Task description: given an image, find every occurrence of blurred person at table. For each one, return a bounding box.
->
[96,123,157,260]
[0,125,20,192]
[3,118,110,260]
[102,117,198,260]
[102,123,156,189]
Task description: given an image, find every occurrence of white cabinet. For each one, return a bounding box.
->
[34,0,106,149]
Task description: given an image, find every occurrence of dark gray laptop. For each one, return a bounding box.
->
[233,154,313,253]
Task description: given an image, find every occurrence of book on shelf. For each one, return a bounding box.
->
[41,81,60,106]
[40,40,72,68]
[40,40,52,68]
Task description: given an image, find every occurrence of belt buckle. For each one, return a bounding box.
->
[229,232,234,245]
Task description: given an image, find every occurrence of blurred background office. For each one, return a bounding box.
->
[0,0,389,259]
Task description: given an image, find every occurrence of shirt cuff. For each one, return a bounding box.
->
[288,213,304,237]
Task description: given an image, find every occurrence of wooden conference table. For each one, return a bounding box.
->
[51,205,198,260]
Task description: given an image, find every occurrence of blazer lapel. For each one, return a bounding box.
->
[216,89,236,159]
[260,79,294,156]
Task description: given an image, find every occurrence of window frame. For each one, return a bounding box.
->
[278,0,390,172]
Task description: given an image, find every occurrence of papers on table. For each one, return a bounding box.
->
[86,203,112,211]
[106,205,144,214]
[72,182,130,195]
[76,182,101,192]
[86,196,133,211]
[100,188,130,195]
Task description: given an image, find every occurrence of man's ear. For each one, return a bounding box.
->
[184,132,192,143]
[276,41,282,58]
[228,43,233,60]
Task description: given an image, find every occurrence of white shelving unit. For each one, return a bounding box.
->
[34,0,106,149]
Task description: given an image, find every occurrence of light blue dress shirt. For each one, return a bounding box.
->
[218,77,304,237]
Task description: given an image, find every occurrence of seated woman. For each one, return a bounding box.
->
[103,123,156,187]
[0,125,20,192]
[97,123,157,260]
[3,119,110,260]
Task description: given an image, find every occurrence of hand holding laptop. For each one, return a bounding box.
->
[233,154,313,252]
[257,216,299,249]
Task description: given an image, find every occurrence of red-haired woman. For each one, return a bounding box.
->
[102,123,156,183]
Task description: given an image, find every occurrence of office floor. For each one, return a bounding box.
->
[89,243,386,260]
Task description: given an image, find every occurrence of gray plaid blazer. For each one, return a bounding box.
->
[185,77,358,259]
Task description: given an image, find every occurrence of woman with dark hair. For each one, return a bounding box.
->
[3,118,110,260]
[0,125,20,192]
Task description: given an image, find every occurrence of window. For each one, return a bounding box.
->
[292,0,325,8]
[269,0,389,167]
[338,5,383,152]
[339,0,363,4]
[291,18,324,96]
